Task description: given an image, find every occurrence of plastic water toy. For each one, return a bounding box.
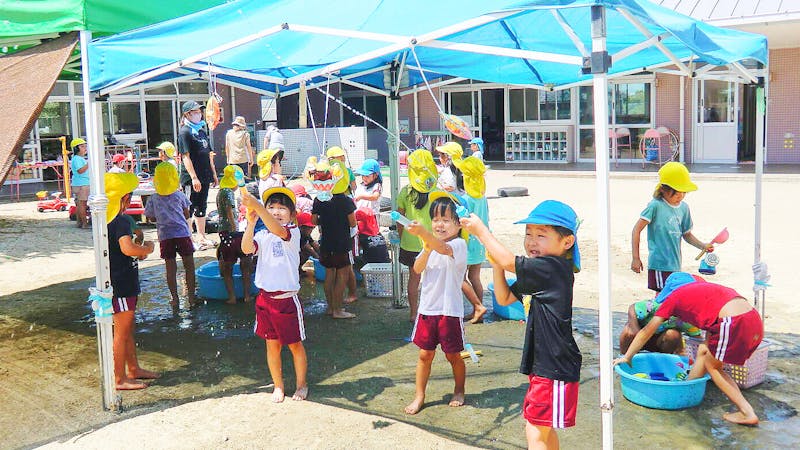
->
[440,112,473,140]
[390,211,412,227]
[699,252,719,275]
[615,353,711,410]
[696,227,729,260]
[455,205,469,218]
[464,343,480,363]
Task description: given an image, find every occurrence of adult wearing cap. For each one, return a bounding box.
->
[178,100,217,248]
[615,273,763,425]
[105,172,158,390]
[70,138,90,229]
[108,153,127,173]
[468,137,484,161]
[397,149,439,321]
[225,116,255,179]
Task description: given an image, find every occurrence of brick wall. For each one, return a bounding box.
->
[766,48,800,163]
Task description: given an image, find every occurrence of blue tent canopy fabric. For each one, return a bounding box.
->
[88,0,767,94]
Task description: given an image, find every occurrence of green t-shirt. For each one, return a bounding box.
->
[215,187,237,233]
[640,198,692,272]
[396,185,432,252]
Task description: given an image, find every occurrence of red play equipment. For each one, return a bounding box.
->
[36,190,68,213]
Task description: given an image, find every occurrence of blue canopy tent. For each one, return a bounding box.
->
[83,1,768,445]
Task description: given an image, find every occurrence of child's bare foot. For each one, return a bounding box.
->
[449,392,465,407]
[344,295,357,304]
[292,386,308,401]
[723,411,759,425]
[468,305,487,324]
[271,387,285,403]
[332,309,356,319]
[129,368,160,380]
[225,298,237,305]
[116,378,148,390]
[404,396,425,415]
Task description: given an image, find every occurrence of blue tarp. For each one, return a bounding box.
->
[88,0,767,94]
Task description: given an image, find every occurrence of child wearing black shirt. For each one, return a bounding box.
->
[461,200,582,450]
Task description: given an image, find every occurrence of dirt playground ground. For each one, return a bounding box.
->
[1,168,799,449]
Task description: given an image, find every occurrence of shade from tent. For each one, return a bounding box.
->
[88,0,767,95]
[0,32,78,185]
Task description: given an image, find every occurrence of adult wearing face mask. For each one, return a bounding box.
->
[178,101,218,250]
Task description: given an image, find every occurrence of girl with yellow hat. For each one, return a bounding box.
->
[396,149,439,321]
[257,148,286,199]
[435,141,465,195]
[631,162,714,292]
[70,138,90,229]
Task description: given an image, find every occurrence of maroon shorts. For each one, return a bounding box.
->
[159,236,195,260]
[253,290,305,345]
[708,309,763,365]
[648,269,673,292]
[399,248,419,267]
[523,375,579,429]
[112,296,138,314]
[319,250,352,269]
[411,314,464,354]
[217,231,246,263]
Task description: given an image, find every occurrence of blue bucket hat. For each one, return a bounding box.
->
[354,159,381,176]
[469,137,484,152]
[654,272,704,304]
[515,200,581,272]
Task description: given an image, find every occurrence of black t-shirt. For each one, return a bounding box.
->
[107,214,141,298]
[312,194,356,253]
[178,125,214,185]
[510,255,582,382]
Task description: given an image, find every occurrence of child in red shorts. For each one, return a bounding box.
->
[241,186,307,403]
[462,200,583,449]
[402,191,468,415]
[615,273,763,425]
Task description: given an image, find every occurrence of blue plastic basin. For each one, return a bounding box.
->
[196,261,257,300]
[615,353,711,410]
[487,278,526,321]
[310,256,362,282]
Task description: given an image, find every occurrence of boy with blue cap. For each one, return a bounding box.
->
[461,199,581,449]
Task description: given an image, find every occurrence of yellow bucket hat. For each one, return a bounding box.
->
[330,159,350,194]
[654,162,697,197]
[428,190,469,240]
[219,165,241,189]
[454,156,487,198]
[435,141,463,161]
[257,148,284,180]
[261,186,296,206]
[326,146,346,159]
[407,149,438,193]
[153,162,179,196]
[157,141,176,158]
[104,172,139,224]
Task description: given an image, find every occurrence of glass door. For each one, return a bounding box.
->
[695,79,738,163]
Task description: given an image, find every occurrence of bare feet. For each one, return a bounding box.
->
[292,386,308,401]
[130,368,160,380]
[332,309,356,319]
[344,295,358,304]
[449,392,465,407]
[404,396,424,415]
[468,305,487,324]
[225,298,237,305]
[723,411,759,425]
[116,378,148,390]
[272,387,285,403]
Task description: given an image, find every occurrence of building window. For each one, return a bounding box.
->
[509,88,539,122]
[341,94,387,129]
[37,102,71,136]
[614,83,651,124]
[109,102,142,134]
[177,82,208,95]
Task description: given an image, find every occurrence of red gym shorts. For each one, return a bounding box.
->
[159,236,195,260]
[411,314,464,354]
[523,375,579,429]
[217,231,246,263]
[112,296,138,314]
[253,290,305,345]
[708,309,763,365]
[319,250,352,269]
[648,269,673,292]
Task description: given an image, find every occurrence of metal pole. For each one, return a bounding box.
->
[80,30,117,411]
[753,78,766,317]
[588,6,614,449]
[386,95,404,307]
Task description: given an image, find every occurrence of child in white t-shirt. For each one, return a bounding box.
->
[402,191,468,415]
[241,186,307,403]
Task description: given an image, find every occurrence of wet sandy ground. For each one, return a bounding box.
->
[0,266,798,449]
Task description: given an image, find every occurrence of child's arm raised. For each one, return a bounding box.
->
[405,221,452,257]
[631,218,648,273]
[241,208,258,255]
[460,214,515,273]
[241,193,289,240]
[491,264,518,306]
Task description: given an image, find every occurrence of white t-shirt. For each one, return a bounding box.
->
[253,226,300,292]
[354,182,382,213]
[417,238,467,318]
[437,165,457,192]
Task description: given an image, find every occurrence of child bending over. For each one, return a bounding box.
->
[242,187,308,402]
[403,191,469,415]
[461,200,582,449]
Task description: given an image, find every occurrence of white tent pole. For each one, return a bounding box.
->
[588,6,614,449]
[81,30,117,411]
[753,73,766,317]
[387,93,403,307]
